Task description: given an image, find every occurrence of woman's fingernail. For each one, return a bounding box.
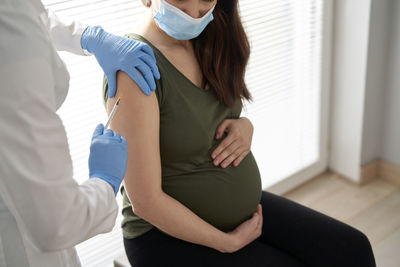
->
[212,154,215,159]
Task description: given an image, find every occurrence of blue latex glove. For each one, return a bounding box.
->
[88,124,128,196]
[80,25,160,98]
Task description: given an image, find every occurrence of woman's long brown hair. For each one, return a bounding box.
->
[142,0,252,108]
[193,0,251,108]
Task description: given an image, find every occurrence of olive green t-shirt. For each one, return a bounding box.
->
[103,33,262,239]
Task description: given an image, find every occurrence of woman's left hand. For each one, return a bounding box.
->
[211,117,254,168]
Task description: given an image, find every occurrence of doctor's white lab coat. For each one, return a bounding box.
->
[0,0,118,266]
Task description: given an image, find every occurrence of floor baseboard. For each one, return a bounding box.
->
[361,159,400,185]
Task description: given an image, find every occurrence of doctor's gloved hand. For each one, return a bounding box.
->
[88,123,128,196]
[80,25,160,98]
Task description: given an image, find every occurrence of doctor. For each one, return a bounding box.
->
[0,0,159,266]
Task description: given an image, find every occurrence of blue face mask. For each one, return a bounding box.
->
[154,0,216,40]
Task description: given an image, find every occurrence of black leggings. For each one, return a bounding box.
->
[124,190,376,267]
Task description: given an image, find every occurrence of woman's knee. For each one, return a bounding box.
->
[344,226,376,267]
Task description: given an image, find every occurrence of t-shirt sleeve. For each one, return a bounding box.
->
[102,74,109,108]
[102,64,165,109]
[153,71,164,106]
[102,34,165,109]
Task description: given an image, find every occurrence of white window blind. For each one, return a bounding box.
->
[42,1,323,266]
[241,0,323,188]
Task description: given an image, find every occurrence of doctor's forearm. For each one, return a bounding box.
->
[46,9,89,55]
[134,192,234,253]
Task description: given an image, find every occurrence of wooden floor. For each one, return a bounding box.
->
[283,171,400,267]
[115,170,400,267]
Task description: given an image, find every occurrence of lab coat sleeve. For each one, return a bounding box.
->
[0,3,118,252]
[45,8,92,56]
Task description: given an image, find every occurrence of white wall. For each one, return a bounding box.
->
[361,0,392,165]
[329,0,399,182]
[329,0,371,182]
[361,0,400,167]
[381,0,400,166]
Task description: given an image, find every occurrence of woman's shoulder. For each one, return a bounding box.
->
[124,32,169,106]
[124,32,151,47]
[102,32,168,108]
[124,33,166,63]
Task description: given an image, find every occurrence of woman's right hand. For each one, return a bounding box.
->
[222,204,263,253]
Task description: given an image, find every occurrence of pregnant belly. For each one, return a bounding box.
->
[161,152,262,232]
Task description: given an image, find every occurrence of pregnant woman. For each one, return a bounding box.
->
[103,0,377,266]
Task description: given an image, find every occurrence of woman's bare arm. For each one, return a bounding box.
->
[106,71,237,253]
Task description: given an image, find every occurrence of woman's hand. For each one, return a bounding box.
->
[211,117,254,168]
[221,204,263,253]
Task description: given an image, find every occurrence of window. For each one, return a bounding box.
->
[241,1,324,189]
[42,0,326,266]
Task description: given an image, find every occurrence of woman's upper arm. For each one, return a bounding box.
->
[106,71,162,213]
